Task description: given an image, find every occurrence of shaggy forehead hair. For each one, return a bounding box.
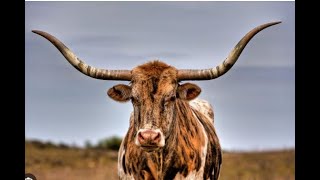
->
[131,61,178,97]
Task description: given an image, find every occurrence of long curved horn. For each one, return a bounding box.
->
[177,21,281,81]
[32,30,132,81]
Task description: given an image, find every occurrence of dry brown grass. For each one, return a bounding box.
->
[25,141,118,180]
[25,141,294,180]
[220,150,295,180]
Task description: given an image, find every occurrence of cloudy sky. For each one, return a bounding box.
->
[25,1,294,151]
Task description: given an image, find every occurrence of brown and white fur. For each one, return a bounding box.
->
[108,61,222,180]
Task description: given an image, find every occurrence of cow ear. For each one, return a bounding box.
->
[177,83,201,101]
[107,84,132,102]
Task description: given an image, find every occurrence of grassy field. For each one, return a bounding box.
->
[25,141,294,180]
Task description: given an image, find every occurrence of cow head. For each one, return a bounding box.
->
[32,21,281,151]
[107,61,201,150]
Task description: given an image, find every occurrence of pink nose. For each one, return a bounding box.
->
[138,130,161,146]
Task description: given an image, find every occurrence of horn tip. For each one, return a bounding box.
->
[271,21,282,26]
[261,21,281,29]
[32,30,43,35]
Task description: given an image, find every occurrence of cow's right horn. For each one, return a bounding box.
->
[32,30,132,81]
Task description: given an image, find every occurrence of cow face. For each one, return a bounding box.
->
[107,61,201,151]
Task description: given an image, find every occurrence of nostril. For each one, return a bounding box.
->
[138,132,145,140]
[153,133,160,141]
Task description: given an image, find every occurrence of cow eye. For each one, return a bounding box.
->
[131,97,137,103]
[163,95,176,107]
[131,97,141,105]
[164,96,176,104]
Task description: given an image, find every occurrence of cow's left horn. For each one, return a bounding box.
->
[177,21,281,81]
[32,30,132,81]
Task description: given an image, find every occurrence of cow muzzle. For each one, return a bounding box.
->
[135,129,165,150]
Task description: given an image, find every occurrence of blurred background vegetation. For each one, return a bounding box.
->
[25,137,294,180]
[94,136,122,150]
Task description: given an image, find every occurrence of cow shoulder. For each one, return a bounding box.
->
[189,98,214,123]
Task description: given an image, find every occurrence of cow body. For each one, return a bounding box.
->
[118,98,221,180]
[109,61,222,180]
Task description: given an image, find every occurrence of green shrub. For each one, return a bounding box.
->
[96,136,122,150]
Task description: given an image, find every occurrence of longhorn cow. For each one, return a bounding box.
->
[32,21,280,180]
